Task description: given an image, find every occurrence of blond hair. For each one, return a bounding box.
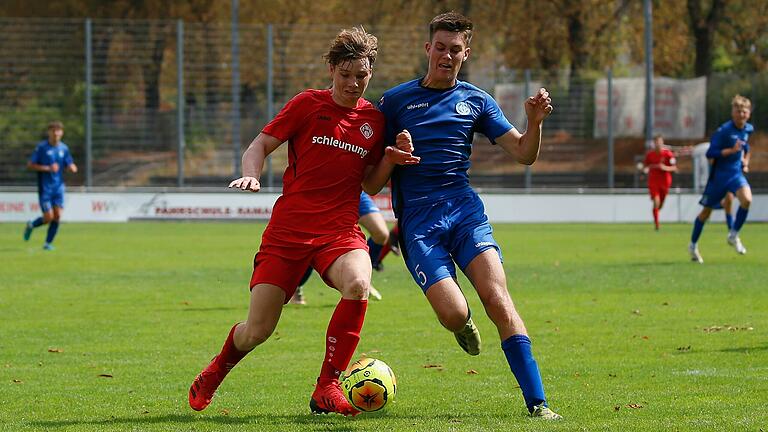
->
[732,94,752,110]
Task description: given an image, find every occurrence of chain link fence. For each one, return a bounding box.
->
[1,17,766,191]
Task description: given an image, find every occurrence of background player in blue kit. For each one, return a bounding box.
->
[378,12,559,419]
[358,191,392,271]
[688,95,753,263]
[23,121,78,250]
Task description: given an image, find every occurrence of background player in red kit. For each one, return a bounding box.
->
[188,27,418,416]
[642,134,677,230]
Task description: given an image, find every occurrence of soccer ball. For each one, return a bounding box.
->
[341,357,397,412]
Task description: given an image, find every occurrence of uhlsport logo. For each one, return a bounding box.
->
[456,101,471,115]
[360,123,373,139]
[407,102,429,110]
[312,135,369,158]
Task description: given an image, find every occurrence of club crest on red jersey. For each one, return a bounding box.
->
[360,123,374,139]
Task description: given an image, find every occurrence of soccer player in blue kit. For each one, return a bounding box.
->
[358,191,391,271]
[23,121,78,250]
[688,95,754,263]
[378,12,560,419]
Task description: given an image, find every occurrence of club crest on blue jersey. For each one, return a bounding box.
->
[360,122,373,139]
[456,101,471,115]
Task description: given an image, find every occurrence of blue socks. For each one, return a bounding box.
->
[31,217,44,228]
[501,334,546,412]
[733,206,749,232]
[46,220,59,244]
[725,212,733,230]
[691,217,705,244]
[367,237,384,267]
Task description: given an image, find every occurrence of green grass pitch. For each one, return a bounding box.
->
[1,222,765,431]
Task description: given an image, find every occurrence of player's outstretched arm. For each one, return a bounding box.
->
[362,130,420,195]
[495,88,553,165]
[228,133,282,193]
[27,161,59,173]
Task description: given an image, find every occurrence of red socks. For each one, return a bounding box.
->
[215,299,367,383]
[653,208,659,230]
[319,298,368,382]
[217,323,251,372]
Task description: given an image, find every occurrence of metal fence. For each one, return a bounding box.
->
[1,17,766,192]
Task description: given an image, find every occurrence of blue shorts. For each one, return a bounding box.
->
[699,175,749,208]
[359,192,380,217]
[399,192,501,292]
[39,189,65,213]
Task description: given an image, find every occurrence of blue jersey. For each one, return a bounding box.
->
[378,79,513,214]
[706,120,752,182]
[29,140,74,194]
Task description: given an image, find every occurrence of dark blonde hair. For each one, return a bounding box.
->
[732,94,752,110]
[324,27,378,67]
[429,11,473,45]
[47,120,64,130]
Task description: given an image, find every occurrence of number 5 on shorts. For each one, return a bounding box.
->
[415,264,427,287]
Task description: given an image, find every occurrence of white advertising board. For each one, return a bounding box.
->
[1,191,765,223]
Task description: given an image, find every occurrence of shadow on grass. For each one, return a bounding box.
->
[717,344,768,354]
[616,261,694,267]
[177,306,244,312]
[27,410,450,429]
[674,344,768,355]
[172,304,336,313]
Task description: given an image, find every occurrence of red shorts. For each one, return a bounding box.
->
[249,225,368,302]
[648,182,670,200]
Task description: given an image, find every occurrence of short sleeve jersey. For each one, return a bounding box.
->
[29,140,74,194]
[378,79,513,214]
[262,89,385,235]
[706,120,753,182]
[643,148,676,186]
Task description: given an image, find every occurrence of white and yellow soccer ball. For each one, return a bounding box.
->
[341,357,397,412]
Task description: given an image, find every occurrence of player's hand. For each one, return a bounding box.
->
[733,140,743,152]
[385,146,420,165]
[525,88,553,124]
[229,176,261,192]
[50,162,59,173]
[743,165,750,173]
[386,129,419,165]
[396,130,414,153]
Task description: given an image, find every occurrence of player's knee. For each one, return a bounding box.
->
[341,277,369,300]
[740,197,752,208]
[371,229,388,245]
[479,287,509,309]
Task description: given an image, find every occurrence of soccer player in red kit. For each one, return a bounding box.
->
[188,27,418,416]
[642,134,677,230]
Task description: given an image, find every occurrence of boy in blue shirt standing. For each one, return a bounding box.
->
[689,95,753,263]
[24,121,78,250]
[378,11,559,419]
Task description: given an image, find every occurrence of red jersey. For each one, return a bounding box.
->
[262,89,385,235]
[644,148,676,186]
